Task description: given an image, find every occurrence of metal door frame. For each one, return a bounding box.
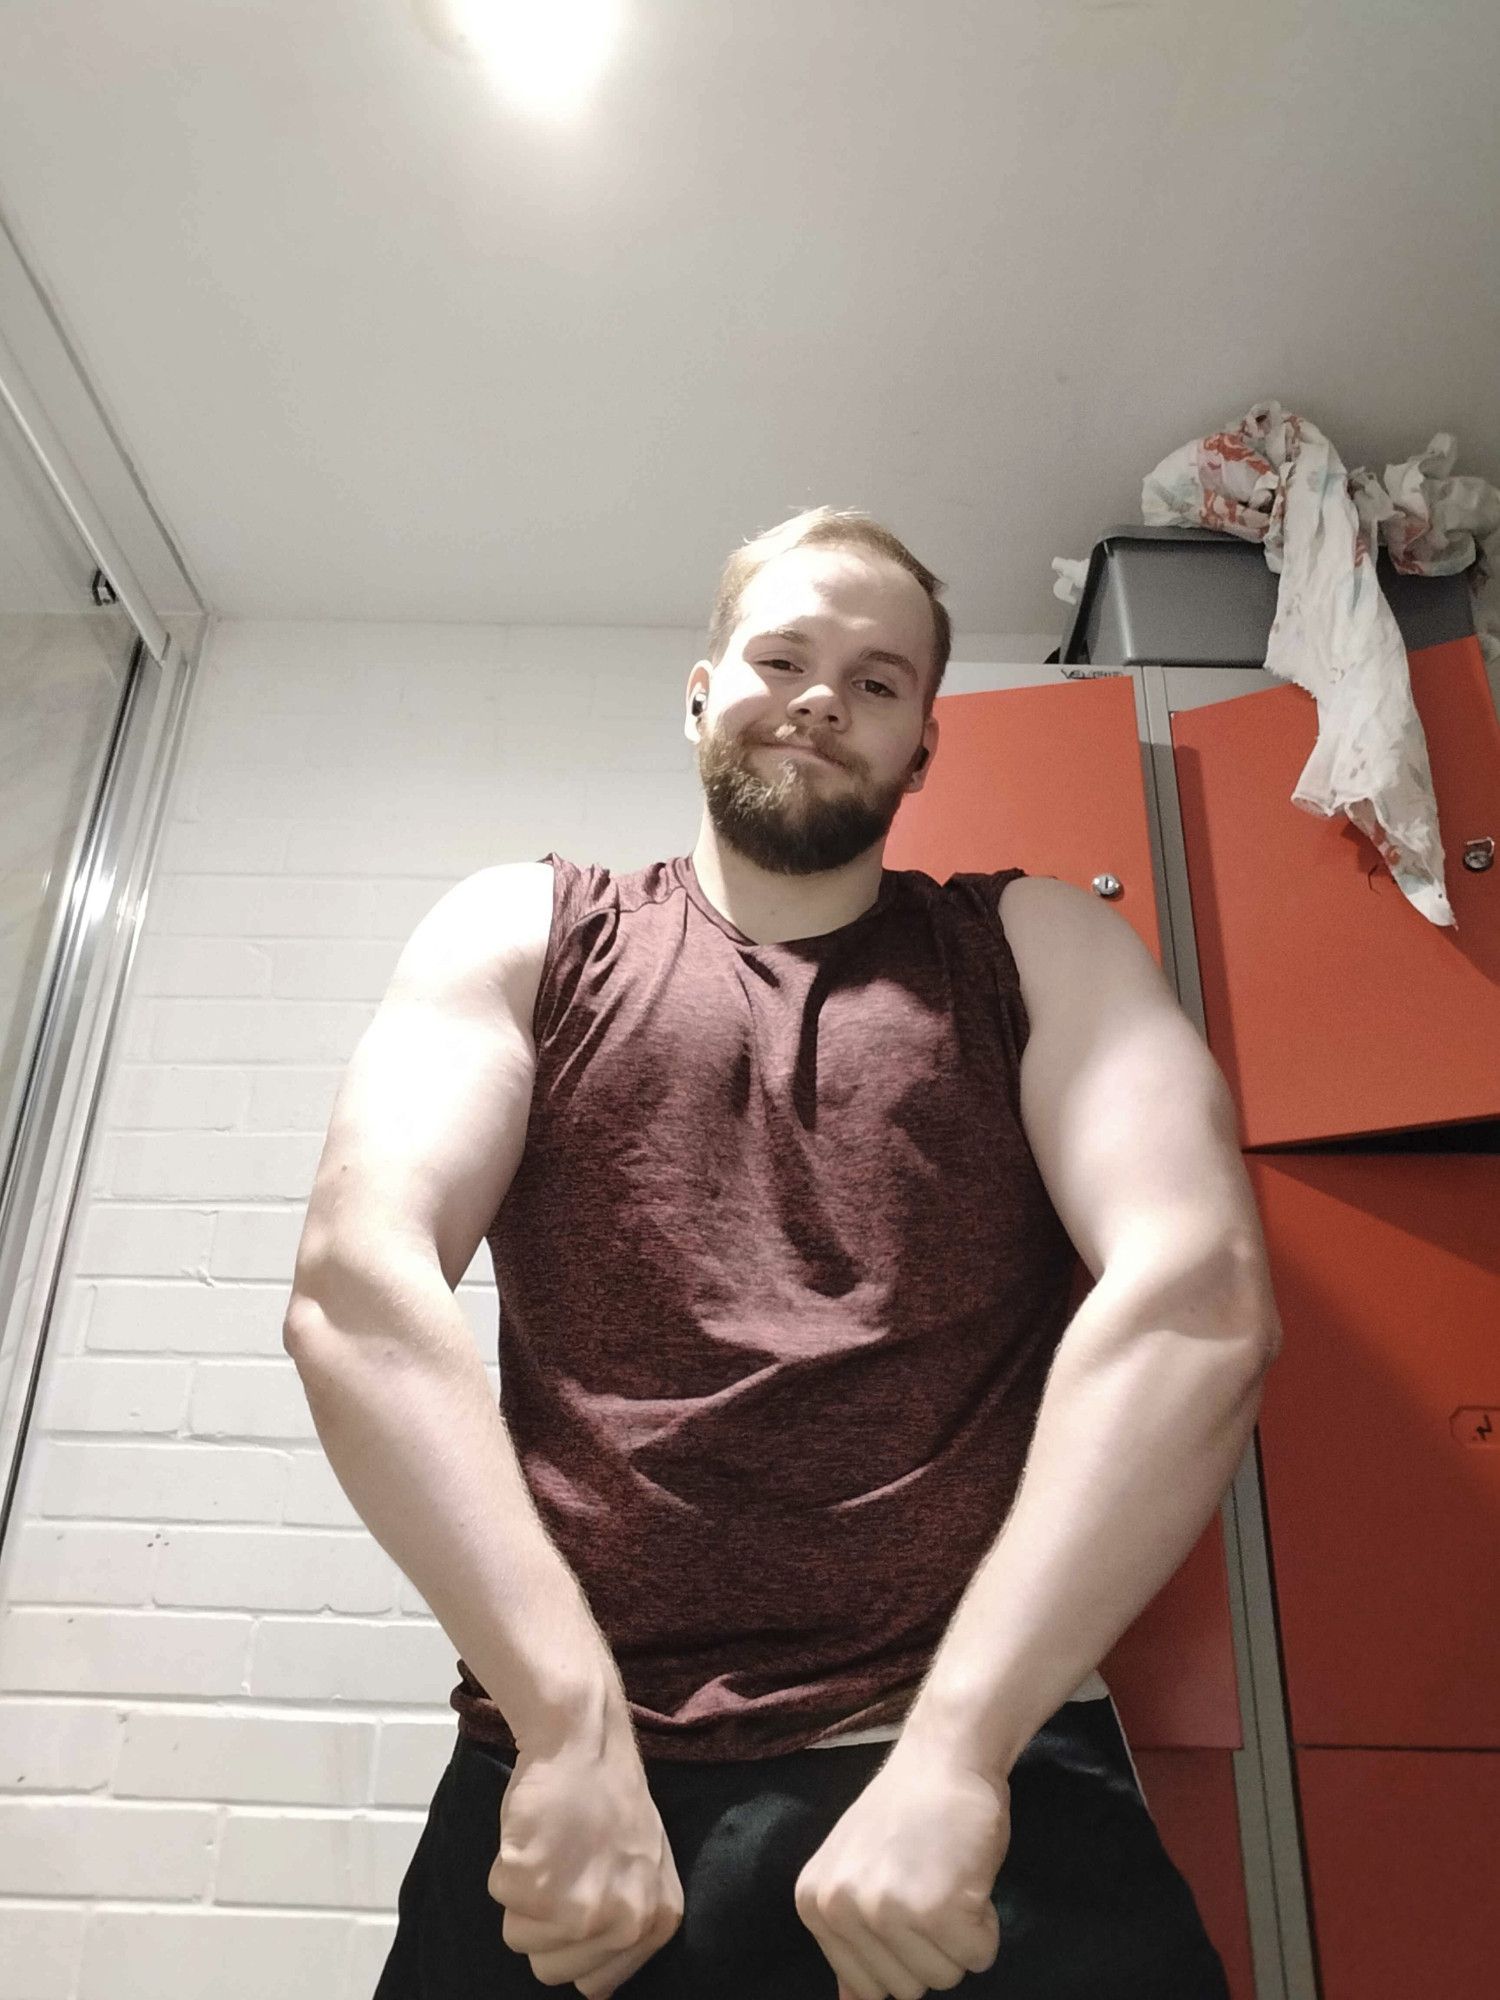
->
[0,201,209,1568]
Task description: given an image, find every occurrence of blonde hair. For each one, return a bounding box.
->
[706,506,951,711]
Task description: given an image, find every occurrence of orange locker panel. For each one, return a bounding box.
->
[1171,634,1500,1146]
[1295,1747,1500,1998]
[1132,1750,1255,2000]
[1247,1152,1500,1746]
[1100,1525,1240,1751]
[886,676,1163,964]
[891,680,1239,1749]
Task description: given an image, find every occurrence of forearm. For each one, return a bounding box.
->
[898,1254,1274,1783]
[285,1269,633,1759]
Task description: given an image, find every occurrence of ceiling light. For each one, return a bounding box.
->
[414,0,624,118]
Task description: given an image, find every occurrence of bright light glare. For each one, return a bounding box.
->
[449,0,623,116]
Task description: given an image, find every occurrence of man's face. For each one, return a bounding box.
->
[687,544,938,875]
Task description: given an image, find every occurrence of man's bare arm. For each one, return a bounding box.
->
[282,861,636,1759]
[895,875,1281,1782]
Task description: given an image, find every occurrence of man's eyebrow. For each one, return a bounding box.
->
[751,627,920,684]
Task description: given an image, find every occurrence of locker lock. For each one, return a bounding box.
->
[1461,838,1494,873]
[1091,874,1124,899]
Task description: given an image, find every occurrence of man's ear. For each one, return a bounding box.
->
[684,661,711,744]
[908,719,938,787]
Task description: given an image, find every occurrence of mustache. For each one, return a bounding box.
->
[758,734,842,765]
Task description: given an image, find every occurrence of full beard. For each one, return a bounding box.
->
[697,732,916,876]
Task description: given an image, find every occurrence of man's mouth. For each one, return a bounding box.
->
[763,739,838,766]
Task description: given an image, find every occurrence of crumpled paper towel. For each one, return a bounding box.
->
[1053,401,1500,928]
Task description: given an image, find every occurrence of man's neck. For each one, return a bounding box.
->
[688,828,885,945]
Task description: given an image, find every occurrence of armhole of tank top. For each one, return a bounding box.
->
[991,863,1027,936]
[985,866,1034,1057]
[528,852,593,1058]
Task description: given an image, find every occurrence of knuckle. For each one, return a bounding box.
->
[821,1885,856,1922]
[614,1904,653,1948]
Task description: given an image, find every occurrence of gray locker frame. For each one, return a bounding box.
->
[1138,661,1320,2000]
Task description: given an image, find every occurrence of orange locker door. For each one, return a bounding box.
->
[1170,634,1500,1147]
[1295,1748,1500,1999]
[887,676,1239,1753]
[1247,1152,1500,1747]
[1133,1751,1255,2000]
[885,676,1162,962]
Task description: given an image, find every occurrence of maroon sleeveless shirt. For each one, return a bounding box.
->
[450,851,1079,1763]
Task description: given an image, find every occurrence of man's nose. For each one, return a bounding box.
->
[790,684,841,714]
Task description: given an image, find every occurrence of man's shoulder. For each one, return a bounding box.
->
[995,872,1137,995]
[424,861,556,984]
[994,870,1093,937]
[458,859,556,921]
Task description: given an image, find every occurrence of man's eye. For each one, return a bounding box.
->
[764,659,895,698]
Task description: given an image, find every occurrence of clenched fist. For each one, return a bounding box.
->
[793,1739,1007,1999]
[489,1732,686,1995]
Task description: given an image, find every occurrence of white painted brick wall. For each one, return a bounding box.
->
[0,616,1042,1997]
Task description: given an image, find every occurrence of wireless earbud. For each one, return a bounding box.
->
[691,695,705,716]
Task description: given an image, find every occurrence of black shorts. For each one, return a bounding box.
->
[373,1694,1231,1998]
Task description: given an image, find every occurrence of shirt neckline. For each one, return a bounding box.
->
[672,852,899,949]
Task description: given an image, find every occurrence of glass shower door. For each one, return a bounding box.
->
[0,384,144,1535]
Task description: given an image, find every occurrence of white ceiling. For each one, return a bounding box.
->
[0,0,1495,641]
